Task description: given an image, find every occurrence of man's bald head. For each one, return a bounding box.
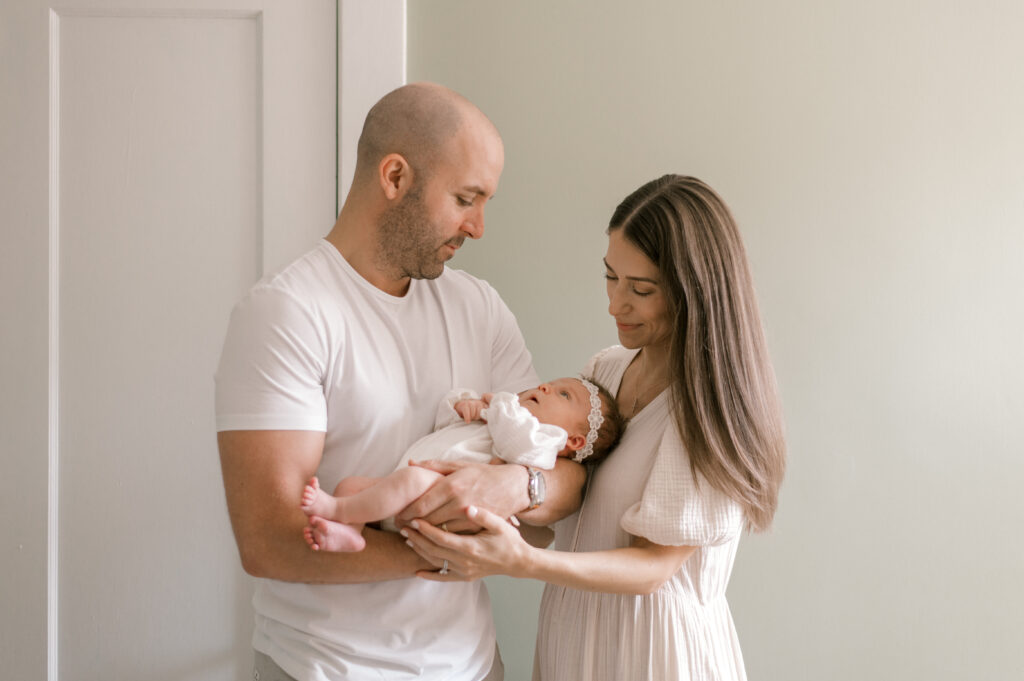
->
[354,82,497,186]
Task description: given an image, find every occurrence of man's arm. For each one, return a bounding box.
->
[218,430,432,582]
[396,458,586,532]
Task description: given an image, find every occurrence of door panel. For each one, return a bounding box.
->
[56,13,263,679]
[2,1,341,678]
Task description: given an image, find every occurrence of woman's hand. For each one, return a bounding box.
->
[402,505,534,582]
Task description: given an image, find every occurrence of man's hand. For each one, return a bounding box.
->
[396,460,529,533]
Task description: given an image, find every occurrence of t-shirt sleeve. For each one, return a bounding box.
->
[620,424,745,547]
[214,285,328,432]
[484,283,539,394]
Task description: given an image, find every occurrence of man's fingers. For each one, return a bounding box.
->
[396,462,474,522]
[419,499,465,527]
[408,459,464,474]
[430,518,481,534]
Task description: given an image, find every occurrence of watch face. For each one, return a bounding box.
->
[528,468,545,509]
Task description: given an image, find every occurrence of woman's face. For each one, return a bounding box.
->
[604,229,673,351]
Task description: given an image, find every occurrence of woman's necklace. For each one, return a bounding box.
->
[627,351,666,419]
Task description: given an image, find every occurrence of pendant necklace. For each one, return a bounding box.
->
[628,350,665,419]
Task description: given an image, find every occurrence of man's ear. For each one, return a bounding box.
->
[378,153,413,200]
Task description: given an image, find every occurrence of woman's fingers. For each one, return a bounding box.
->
[403,505,526,583]
[402,518,471,581]
[461,505,507,533]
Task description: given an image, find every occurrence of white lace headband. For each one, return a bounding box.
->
[575,378,604,463]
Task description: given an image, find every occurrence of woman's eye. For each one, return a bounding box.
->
[632,288,653,297]
[560,390,570,398]
[604,273,617,281]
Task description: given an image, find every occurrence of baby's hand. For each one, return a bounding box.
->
[454,399,488,423]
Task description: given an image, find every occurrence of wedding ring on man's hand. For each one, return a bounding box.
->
[441,523,448,532]
[440,560,450,575]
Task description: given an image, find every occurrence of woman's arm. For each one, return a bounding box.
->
[403,505,695,596]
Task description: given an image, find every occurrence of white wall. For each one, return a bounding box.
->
[408,1,1024,679]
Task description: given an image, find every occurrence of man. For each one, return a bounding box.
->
[215,83,585,681]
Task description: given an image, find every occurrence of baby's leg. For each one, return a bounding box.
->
[301,475,379,520]
[331,466,443,525]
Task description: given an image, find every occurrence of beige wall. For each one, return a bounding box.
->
[409,1,1024,680]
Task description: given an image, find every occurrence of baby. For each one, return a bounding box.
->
[301,377,624,552]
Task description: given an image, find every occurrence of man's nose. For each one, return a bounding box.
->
[461,206,485,239]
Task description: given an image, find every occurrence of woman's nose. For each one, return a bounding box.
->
[608,286,628,316]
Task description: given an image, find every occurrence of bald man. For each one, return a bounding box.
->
[215,83,585,681]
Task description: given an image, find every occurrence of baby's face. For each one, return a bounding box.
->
[517,378,592,436]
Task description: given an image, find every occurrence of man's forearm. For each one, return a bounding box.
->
[219,430,433,584]
[241,522,431,584]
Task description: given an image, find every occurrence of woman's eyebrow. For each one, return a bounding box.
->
[603,259,659,284]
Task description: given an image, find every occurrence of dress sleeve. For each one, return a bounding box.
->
[620,423,745,547]
[580,345,623,392]
[481,393,566,470]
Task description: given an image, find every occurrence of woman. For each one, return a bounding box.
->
[405,175,786,680]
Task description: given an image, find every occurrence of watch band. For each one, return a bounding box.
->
[525,466,545,511]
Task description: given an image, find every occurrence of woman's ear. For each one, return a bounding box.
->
[378,153,412,200]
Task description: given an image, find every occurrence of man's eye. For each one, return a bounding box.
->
[604,273,617,281]
[456,196,473,207]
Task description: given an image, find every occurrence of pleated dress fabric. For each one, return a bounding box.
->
[533,346,748,681]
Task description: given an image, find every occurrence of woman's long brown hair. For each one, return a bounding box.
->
[609,175,786,532]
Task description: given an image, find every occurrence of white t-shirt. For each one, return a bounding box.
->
[215,239,538,681]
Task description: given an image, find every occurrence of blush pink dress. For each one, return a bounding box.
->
[534,346,748,681]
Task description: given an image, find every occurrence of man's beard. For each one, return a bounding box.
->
[376,188,460,281]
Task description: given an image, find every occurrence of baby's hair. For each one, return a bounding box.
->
[578,378,625,465]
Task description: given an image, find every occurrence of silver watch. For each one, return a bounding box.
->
[525,466,545,511]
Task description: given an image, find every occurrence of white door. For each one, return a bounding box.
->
[0,1,403,678]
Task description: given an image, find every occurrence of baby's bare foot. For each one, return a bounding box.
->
[304,516,366,553]
[301,476,335,517]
